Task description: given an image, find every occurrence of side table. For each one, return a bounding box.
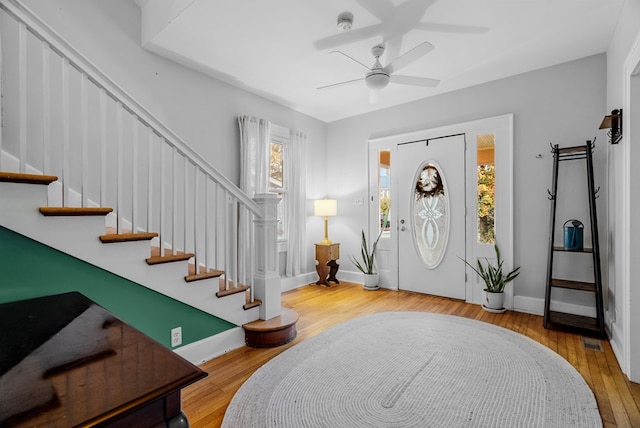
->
[315,243,340,286]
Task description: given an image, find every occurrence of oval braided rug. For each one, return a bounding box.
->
[222,312,601,428]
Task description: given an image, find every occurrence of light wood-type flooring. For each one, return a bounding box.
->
[182,282,640,427]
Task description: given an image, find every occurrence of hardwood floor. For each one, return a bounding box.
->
[182,282,640,427]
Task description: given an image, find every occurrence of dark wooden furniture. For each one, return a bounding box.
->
[315,242,340,286]
[0,292,207,427]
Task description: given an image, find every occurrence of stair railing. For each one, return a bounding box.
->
[0,0,273,313]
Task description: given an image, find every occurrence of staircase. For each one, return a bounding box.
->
[0,0,282,335]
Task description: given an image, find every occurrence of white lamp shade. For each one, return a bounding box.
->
[314,199,337,217]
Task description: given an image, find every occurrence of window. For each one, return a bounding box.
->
[379,150,391,232]
[477,134,495,244]
[270,125,289,241]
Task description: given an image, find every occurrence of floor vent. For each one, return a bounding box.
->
[581,337,604,352]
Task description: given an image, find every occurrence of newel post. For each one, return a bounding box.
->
[252,193,281,320]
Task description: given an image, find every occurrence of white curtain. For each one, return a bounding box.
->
[238,115,307,280]
[285,131,307,277]
[238,115,270,197]
[238,115,271,284]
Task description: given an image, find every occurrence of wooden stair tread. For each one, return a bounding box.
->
[0,171,58,185]
[99,232,158,243]
[40,207,113,216]
[146,253,194,265]
[185,269,224,283]
[243,299,262,310]
[242,308,299,348]
[216,285,249,298]
[242,308,299,332]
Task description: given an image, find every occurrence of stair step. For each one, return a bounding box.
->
[146,253,194,265]
[40,207,113,216]
[242,307,299,348]
[243,299,262,311]
[184,269,224,283]
[216,284,249,298]
[99,232,158,243]
[0,171,58,185]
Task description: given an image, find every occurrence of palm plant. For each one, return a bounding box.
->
[350,211,389,275]
[460,244,520,293]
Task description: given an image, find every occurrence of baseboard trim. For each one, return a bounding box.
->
[174,327,245,365]
[281,272,316,292]
[513,295,597,318]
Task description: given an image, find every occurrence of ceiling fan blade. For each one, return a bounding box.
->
[313,24,383,50]
[415,22,489,34]
[317,77,365,91]
[383,41,434,74]
[354,0,395,21]
[330,50,371,70]
[390,75,440,87]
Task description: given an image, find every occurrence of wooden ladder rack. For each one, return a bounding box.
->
[543,141,606,338]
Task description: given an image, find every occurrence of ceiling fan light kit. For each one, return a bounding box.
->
[365,72,390,90]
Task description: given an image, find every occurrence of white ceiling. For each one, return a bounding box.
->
[137,0,624,123]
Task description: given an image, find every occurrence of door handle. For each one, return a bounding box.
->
[400,219,406,231]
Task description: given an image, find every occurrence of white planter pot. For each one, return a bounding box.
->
[482,290,506,313]
[363,273,379,290]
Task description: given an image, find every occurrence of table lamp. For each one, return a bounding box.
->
[314,199,337,244]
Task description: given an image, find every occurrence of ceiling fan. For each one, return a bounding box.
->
[313,0,488,59]
[317,41,439,102]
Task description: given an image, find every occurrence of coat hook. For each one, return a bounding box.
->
[547,189,555,200]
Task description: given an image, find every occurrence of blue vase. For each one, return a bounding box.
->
[563,219,584,251]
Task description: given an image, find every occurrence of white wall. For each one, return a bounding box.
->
[20,0,328,278]
[327,54,608,311]
[605,0,640,382]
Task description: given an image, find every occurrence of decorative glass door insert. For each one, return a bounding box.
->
[413,162,449,269]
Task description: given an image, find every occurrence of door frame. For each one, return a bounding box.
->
[368,114,514,305]
[620,30,640,382]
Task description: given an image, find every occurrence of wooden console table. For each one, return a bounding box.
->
[0,292,206,427]
[315,242,340,286]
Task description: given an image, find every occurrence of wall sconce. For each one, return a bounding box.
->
[599,109,623,144]
[314,199,337,244]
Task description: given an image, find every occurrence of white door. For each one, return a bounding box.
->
[397,134,466,299]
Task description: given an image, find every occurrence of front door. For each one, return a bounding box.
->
[397,134,466,299]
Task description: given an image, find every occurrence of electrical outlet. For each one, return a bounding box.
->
[171,327,182,347]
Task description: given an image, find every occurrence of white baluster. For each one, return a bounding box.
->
[42,41,51,174]
[132,115,139,232]
[18,22,26,173]
[80,73,88,207]
[61,58,70,205]
[99,89,107,207]
[116,104,124,233]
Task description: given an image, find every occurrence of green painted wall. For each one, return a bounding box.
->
[0,226,235,348]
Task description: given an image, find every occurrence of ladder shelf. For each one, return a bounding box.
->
[543,141,606,338]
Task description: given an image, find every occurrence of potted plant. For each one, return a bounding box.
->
[350,212,389,290]
[460,244,520,312]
